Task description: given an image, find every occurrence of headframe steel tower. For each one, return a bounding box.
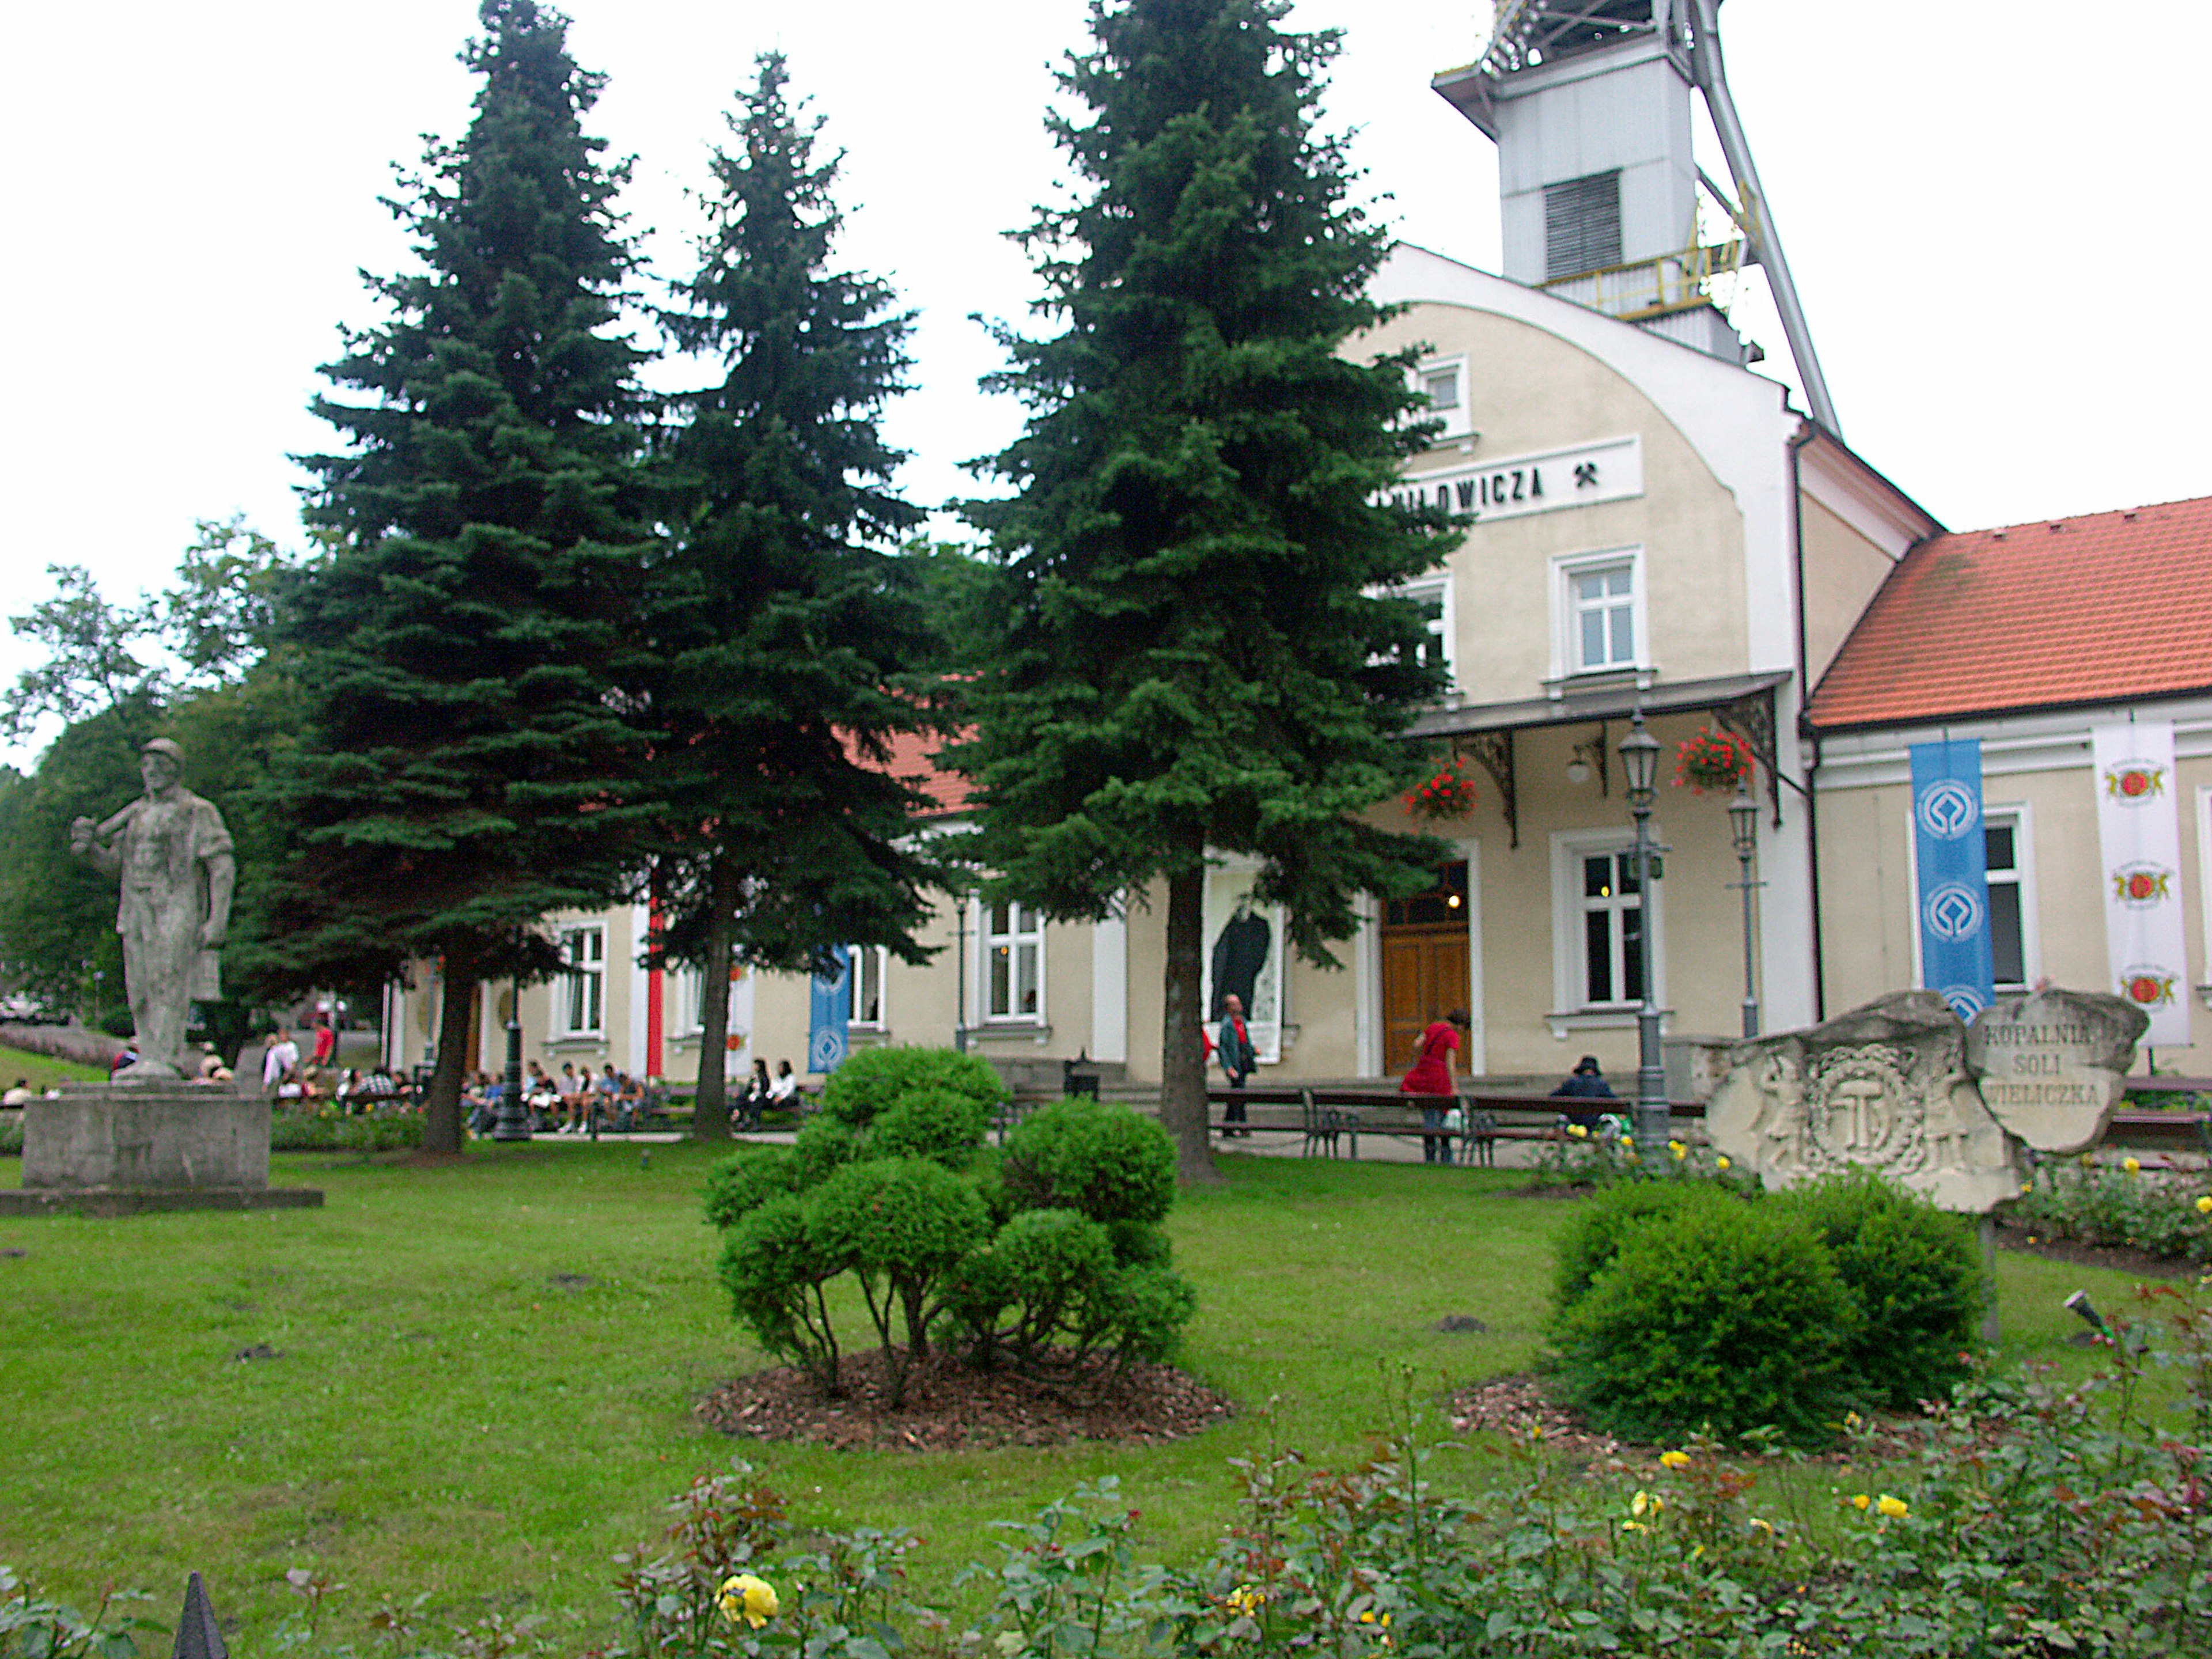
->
[1433,0,1840,435]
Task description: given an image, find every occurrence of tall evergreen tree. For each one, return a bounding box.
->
[271,0,655,1152]
[960,0,1455,1181]
[647,55,942,1138]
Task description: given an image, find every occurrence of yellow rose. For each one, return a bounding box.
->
[1850,1494,1870,1512]
[1659,1450,1690,1469]
[1716,1156,1731,1171]
[1877,1495,1908,1520]
[1225,1585,1264,1618]
[1630,1490,1662,1517]
[2124,1157,2141,1175]
[2196,1195,2212,1216]
[1568,1123,1588,1138]
[717,1574,778,1629]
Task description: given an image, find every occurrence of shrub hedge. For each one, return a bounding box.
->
[1001,1099,1175,1224]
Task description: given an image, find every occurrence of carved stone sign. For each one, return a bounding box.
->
[1706,988,2149,1213]
[1964,989,2147,1153]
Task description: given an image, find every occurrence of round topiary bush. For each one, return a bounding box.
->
[717,1192,843,1395]
[789,1118,863,1190]
[1775,1166,1987,1410]
[817,1045,1009,1130]
[1551,1178,1750,1314]
[869,1086,990,1170]
[702,1150,796,1232]
[1001,1099,1175,1225]
[1549,1199,1851,1445]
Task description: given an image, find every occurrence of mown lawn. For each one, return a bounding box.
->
[0,1143,2165,1653]
[0,1040,106,1094]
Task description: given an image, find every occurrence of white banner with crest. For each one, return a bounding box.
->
[2093,721,2192,1047]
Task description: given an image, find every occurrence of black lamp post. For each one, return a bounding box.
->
[1618,713,1667,1166]
[1727,786,1762,1039]
[493,977,531,1141]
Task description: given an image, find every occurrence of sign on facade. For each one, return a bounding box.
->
[2092,721,2191,1047]
[1383,435,1642,525]
[1908,739,1994,1021]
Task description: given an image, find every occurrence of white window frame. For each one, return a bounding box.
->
[846,944,889,1030]
[980,899,1046,1023]
[555,925,605,1038]
[1413,354,1473,440]
[1550,827,1666,1025]
[1551,547,1647,680]
[1389,574,1455,688]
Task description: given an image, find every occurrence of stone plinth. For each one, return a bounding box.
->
[2,1083,321,1217]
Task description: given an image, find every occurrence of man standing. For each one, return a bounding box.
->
[1216,993,1256,1136]
[263,1028,300,1093]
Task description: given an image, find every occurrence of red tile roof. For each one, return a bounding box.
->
[853,726,972,817]
[1808,495,2212,729]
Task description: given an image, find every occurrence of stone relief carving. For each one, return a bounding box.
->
[1707,988,2145,1213]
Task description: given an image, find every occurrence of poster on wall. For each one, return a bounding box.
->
[2092,722,2192,1047]
[1201,865,1285,1065]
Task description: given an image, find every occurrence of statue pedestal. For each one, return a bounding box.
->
[1,1084,323,1217]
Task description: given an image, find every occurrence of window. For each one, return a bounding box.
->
[1554,550,1644,677]
[847,945,887,1028]
[1392,576,1453,680]
[669,967,702,1036]
[1410,355,1471,438]
[1545,169,1623,279]
[557,926,605,1036]
[1578,848,1646,1006]
[986,902,1043,1020]
[1421,365,1460,410]
[1984,816,2026,990]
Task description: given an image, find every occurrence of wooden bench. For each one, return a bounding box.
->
[1206,1085,1703,1164]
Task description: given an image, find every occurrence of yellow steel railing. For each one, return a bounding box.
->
[1539,240,1744,321]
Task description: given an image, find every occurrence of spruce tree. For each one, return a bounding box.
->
[647,55,942,1138]
[272,0,655,1152]
[960,0,1455,1181]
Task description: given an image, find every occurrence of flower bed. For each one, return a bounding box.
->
[2013,1153,2212,1262]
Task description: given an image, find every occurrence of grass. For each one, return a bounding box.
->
[0,1039,105,1095]
[0,1144,2175,1653]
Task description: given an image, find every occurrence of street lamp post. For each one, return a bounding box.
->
[493,977,531,1141]
[1618,713,1668,1167]
[1727,786,1762,1039]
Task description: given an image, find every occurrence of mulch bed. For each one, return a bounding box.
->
[697,1346,1235,1452]
[1446,1372,1934,1470]
[1991,1219,2203,1281]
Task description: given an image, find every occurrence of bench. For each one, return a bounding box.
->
[1206,1085,1703,1164]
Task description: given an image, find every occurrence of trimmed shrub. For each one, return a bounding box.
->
[994,1208,1118,1365]
[869,1086,990,1170]
[1105,1218,1172,1268]
[944,1207,1198,1378]
[1550,1199,1851,1445]
[1097,1263,1198,1365]
[717,1194,844,1395]
[1001,1099,1175,1224]
[807,1157,991,1404]
[267,1110,425,1153]
[1777,1167,1986,1410]
[789,1118,863,1190]
[701,1150,795,1232]
[1551,1178,1747,1313]
[818,1045,1008,1130]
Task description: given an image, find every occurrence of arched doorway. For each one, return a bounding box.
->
[1380,860,1471,1074]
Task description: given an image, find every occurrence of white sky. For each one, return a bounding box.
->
[5,1,2208,770]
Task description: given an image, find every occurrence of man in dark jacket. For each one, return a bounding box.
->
[1551,1055,1617,1130]
[1217,993,1256,1135]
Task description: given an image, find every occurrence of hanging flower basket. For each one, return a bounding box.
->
[1405,756,1480,820]
[1673,728,1755,795]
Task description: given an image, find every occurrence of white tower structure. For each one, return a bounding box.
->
[1433,0,1840,434]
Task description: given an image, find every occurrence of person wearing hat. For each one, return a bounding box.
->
[1399,1007,1472,1164]
[68,737,236,1079]
[1551,1055,1618,1130]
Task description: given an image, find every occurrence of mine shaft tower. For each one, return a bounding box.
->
[1434,0,1841,435]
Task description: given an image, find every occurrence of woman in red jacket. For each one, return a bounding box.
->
[1400,1008,1471,1165]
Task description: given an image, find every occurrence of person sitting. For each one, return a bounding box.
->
[464,1070,495,1136]
[613,1071,644,1132]
[1550,1055,1618,1131]
[768,1059,799,1113]
[2,1078,32,1107]
[274,1065,306,1105]
[736,1058,771,1132]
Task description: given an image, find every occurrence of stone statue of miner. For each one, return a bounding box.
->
[69,738,236,1080]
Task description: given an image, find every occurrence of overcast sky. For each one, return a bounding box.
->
[5,0,2207,769]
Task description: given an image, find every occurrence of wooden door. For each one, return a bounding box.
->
[1381,927,1469,1074]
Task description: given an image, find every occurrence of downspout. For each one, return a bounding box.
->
[1787,422,1827,1021]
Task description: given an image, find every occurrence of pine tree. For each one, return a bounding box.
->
[647,55,942,1138]
[271,0,656,1152]
[960,0,1455,1181]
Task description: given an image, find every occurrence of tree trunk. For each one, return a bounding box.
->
[690,854,740,1142]
[422,955,475,1154]
[1161,847,1219,1185]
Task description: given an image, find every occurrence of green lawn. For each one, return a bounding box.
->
[0,1039,106,1095]
[0,1144,2167,1652]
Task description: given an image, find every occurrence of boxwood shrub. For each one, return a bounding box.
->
[817,1045,1007,1129]
[1001,1099,1175,1224]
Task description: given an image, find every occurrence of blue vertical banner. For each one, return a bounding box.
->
[808,946,851,1075]
[1909,739,1994,1021]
